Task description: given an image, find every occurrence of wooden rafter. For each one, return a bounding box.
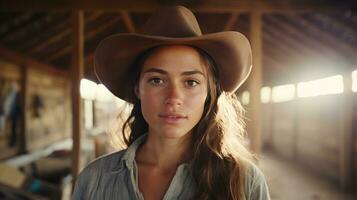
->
[1,13,47,43]
[223,12,239,31]
[19,13,68,52]
[29,12,102,55]
[263,21,318,59]
[47,16,119,62]
[0,13,36,38]
[120,11,136,33]
[265,16,342,60]
[0,0,354,13]
[287,16,357,59]
[0,45,69,76]
[313,13,357,43]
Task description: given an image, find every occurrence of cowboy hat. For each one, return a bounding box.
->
[94,5,252,102]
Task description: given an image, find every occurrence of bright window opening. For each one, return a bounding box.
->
[80,79,98,100]
[84,99,93,129]
[261,87,271,103]
[241,91,250,105]
[352,70,357,92]
[272,84,295,103]
[96,84,116,102]
[297,75,343,98]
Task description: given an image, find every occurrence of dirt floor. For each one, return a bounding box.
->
[259,151,356,200]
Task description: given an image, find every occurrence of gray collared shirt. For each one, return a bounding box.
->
[72,135,270,200]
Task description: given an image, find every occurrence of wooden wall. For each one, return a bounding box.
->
[25,68,71,151]
[262,94,356,187]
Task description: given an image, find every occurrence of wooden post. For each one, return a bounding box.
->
[293,84,299,160]
[247,11,263,155]
[71,10,84,184]
[339,71,354,190]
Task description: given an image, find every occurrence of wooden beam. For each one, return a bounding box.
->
[0,0,354,13]
[339,70,354,189]
[223,12,239,31]
[288,16,357,59]
[85,51,95,64]
[247,11,263,155]
[120,11,136,33]
[19,13,68,52]
[47,16,119,62]
[87,15,119,37]
[71,10,84,183]
[0,45,69,77]
[266,15,345,61]
[0,13,47,43]
[314,13,357,38]
[263,17,326,59]
[29,12,102,55]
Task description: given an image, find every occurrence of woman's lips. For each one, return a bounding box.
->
[158,114,187,123]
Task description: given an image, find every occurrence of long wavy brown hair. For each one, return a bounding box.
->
[111,45,253,200]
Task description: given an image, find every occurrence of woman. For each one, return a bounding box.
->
[73,6,270,200]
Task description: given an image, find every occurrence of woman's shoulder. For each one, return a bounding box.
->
[244,161,271,200]
[80,149,128,176]
[245,161,265,183]
[72,149,128,199]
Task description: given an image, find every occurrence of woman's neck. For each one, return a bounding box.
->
[136,131,192,171]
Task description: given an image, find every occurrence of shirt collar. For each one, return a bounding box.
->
[122,133,147,170]
[119,133,193,171]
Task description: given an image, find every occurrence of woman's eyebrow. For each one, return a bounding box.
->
[143,68,205,77]
[143,68,167,74]
[181,70,205,77]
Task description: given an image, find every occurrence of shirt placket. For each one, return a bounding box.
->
[162,164,186,200]
[128,161,145,200]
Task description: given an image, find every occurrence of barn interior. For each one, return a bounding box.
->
[0,0,356,199]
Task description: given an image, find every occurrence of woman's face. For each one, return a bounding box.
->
[136,45,208,139]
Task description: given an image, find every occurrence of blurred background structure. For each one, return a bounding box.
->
[0,0,356,199]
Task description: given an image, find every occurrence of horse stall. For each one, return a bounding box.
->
[262,90,357,191]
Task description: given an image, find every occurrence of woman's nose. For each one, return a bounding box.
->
[164,83,183,106]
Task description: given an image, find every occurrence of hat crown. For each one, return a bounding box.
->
[141,6,202,37]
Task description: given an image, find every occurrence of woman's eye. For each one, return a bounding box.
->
[185,80,199,87]
[149,78,163,85]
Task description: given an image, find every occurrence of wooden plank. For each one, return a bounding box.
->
[120,11,136,33]
[0,0,354,13]
[47,16,119,62]
[223,12,239,31]
[0,45,69,77]
[71,10,84,183]
[29,12,102,55]
[263,18,323,59]
[247,11,263,155]
[339,71,354,189]
[263,29,307,63]
[0,13,46,43]
[265,15,345,61]
[288,16,357,59]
